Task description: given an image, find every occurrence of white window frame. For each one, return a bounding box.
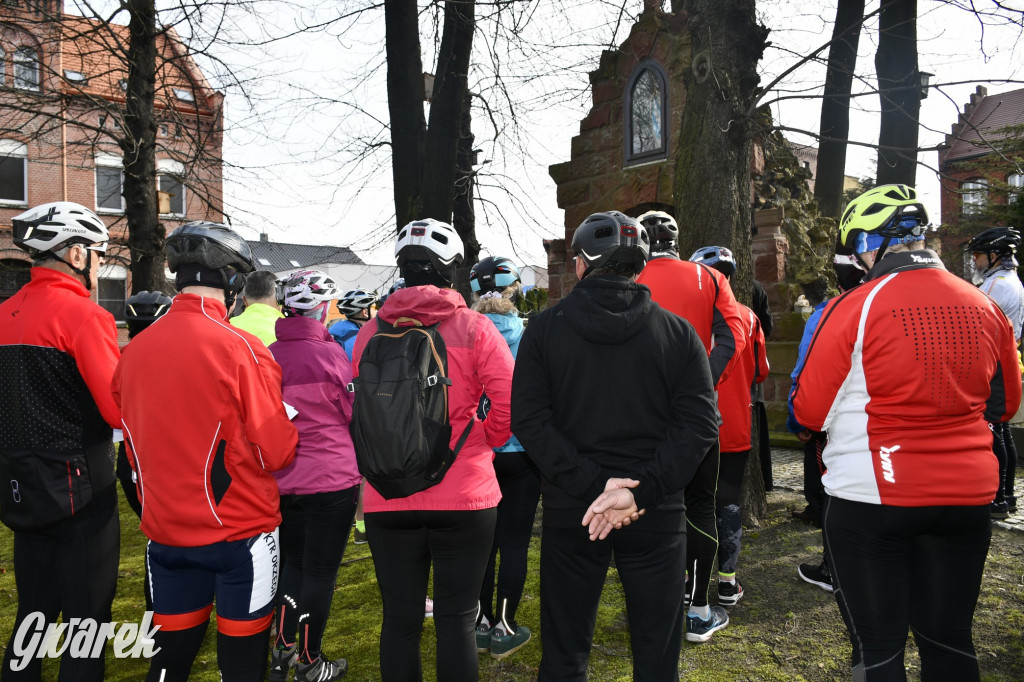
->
[97,264,127,322]
[95,153,124,213]
[960,178,988,216]
[13,47,40,90]
[0,140,28,207]
[157,159,186,218]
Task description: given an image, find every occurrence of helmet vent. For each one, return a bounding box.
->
[431,232,449,245]
[594,226,613,239]
[861,203,888,216]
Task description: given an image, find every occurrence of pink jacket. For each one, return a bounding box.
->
[353,286,513,512]
[270,316,361,495]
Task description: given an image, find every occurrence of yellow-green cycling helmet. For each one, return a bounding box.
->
[838,184,928,257]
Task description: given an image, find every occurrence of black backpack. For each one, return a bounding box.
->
[350,318,473,499]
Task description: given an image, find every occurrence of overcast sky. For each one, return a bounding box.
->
[77,1,1024,269]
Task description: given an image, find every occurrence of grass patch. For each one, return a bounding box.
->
[1,489,1021,680]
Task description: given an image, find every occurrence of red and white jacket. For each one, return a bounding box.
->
[113,294,298,546]
[719,304,769,453]
[793,251,1022,507]
[637,257,746,386]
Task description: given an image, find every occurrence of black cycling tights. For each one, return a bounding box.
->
[367,508,497,682]
[685,441,719,607]
[479,451,541,629]
[715,449,748,576]
[823,495,990,682]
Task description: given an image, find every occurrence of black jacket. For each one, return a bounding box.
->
[511,276,718,530]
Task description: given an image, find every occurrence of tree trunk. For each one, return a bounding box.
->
[875,0,920,186]
[385,0,427,227]
[122,0,162,293]
[453,89,478,302]
[677,0,769,519]
[421,0,475,224]
[814,0,865,217]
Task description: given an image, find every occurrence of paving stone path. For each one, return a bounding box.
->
[770,446,1023,533]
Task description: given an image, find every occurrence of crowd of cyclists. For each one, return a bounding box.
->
[0,181,1020,681]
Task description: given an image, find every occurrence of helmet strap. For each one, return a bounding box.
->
[50,246,94,292]
[221,267,244,311]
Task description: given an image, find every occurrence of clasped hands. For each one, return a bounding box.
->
[581,477,646,541]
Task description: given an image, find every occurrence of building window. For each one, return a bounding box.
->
[172,88,195,103]
[0,140,27,205]
[97,265,126,321]
[63,70,87,85]
[158,174,184,216]
[0,47,5,85]
[960,178,988,215]
[159,123,169,137]
[0,259,30,302]
[95,154,124,212]
[624,60,669,165]
[1007,173,1024,201]
[13,47,39,90]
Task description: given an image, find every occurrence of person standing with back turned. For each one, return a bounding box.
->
[512,211,719,681]
[0,202,120,682]
[351,219,514,682]
[113,222,298,682]
[794,185,1022,681]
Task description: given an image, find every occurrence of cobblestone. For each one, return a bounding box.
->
[769,446,1023,533]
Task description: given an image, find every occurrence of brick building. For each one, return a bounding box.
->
[0,0,224,320]
[937,85,1024,230]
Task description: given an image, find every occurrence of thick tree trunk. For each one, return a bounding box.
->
[422,0,475,224]
[677,0,769,520]
[122,0,162,293]
[385,0,427,227]
[875,0,920,186]
[814,0,865,217]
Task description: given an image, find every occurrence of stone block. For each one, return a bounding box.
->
[766,340,800,376]
[771,312,810,342]
[755,206,784,228]
[755,253,785,283]
[593,80,621,106]
[581,104,611,132]
[556,181,591,209]
[548,161,573,188]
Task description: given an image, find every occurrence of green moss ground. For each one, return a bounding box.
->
[1,489,1021,680]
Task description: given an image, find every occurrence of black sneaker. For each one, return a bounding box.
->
[1007,496,1017,514]
[991,500,1010,519]
[352,527,368,544]
[294,655,348,682]
[717,579,744,606]
[798,562,834,593]
[269,644,297,682]
[791,506,822,527]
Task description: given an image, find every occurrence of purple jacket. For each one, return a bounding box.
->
[270,316,360,495]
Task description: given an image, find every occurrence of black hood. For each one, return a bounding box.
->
[562,275,655,345]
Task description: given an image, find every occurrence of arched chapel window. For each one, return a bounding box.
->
[625,60,668,165]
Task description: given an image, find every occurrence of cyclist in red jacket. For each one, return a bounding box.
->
[793,185,1021,681]
[113,222,298,682]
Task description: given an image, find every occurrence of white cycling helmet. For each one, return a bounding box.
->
[281,269,340,317]
[337,287,379,316]
[12,201,109,256]
[395,218,464,273]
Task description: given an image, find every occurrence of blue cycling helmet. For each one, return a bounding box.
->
[470,256,521,294]
[689,246,736,278]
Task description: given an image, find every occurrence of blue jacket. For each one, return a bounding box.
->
[485,311,525,452]
[328,319,361,360]
[787,300,828,434]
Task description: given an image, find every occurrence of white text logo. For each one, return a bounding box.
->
[879,445,900,483]
[8,611,160,672]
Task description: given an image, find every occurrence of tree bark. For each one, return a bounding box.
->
[122,0,162,293]
[875,0,920,186]
[421,0,475,224]
[453,89,478,301]
[814,0,865,217]
[677,0,769,519]
[385,0,427,227]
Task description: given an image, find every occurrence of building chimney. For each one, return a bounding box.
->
[260,232,269,242]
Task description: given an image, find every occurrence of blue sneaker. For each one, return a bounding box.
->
[685,606,729,643]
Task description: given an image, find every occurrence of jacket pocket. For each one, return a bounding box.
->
[0,450,95,532]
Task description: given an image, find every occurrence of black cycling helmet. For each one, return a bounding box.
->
[832,238,865,292]
[125,290,172,338]
[964,227,1021,257]
[469,256,521,294]
[637,210,679,256]
[165,221,255,309]
[571,211,650,280]
[165,221,255,275]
